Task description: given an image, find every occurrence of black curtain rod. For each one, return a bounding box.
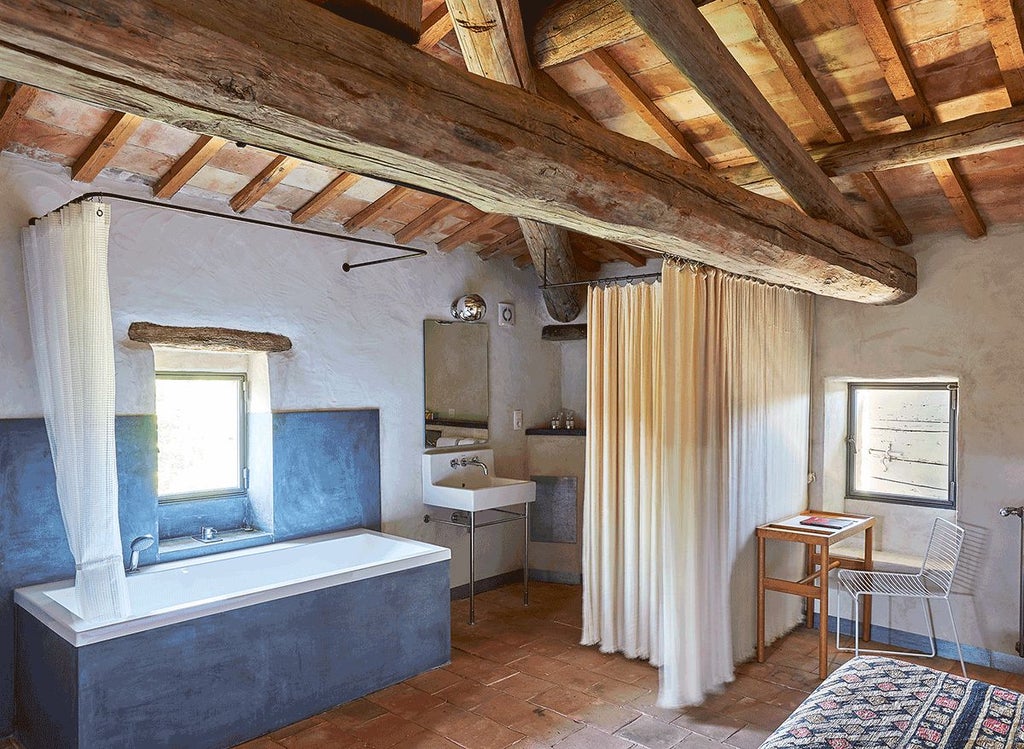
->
[31,192,426,272]
[540,271,662,289]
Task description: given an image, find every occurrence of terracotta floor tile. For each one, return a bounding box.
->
[270,717,326,741]
[510,653,570,679]
[349,712,430,748]
[436,677,504,710]
[276,721,367,749]
[674,733,726,748]
[233,738,285,749]
[522,636,578,660]
[406,668,466,695]
[509,709,584,746]
[672,706,745,742]
[585,677,649,705]
[615,714,691,749]
[446,651,521,685]
[474,693,543,727]
[492,671,557,701]
[365,683,445,720]
[723,724,772,749]
[593,656,658,685]
[398,732,463,749]
[627,689,686,724]
[414,703,524,749]
[532,687,640,733]
[551,726,635,749]
[323,699,390,731]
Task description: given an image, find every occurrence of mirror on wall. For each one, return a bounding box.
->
[424,320,489,447]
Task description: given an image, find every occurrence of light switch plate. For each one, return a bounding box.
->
[498,302,515,327]
[513,409,523,430]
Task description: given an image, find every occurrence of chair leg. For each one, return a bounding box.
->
[921,598,937,657]
[945,597,967,677]
[853,593,861,659]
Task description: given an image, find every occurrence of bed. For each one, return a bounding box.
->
[760,656,1024,748]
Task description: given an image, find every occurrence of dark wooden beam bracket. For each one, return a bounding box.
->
[128,322,292,353]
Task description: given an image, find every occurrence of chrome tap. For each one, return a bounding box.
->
[126,534,154,574]
[461,456,489,475]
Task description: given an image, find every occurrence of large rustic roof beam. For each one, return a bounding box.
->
[723,103,1024,186]
[310,0,421,44]
[849,0,986,239]
[0,0,915,303]
[0,81,37,150]
[738,0,910,246]
[618,0,875,241]
[978,0,1024,105]
[446,0,582,321]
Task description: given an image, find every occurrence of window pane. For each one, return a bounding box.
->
[157,377,242,497]
[850,386,951,503]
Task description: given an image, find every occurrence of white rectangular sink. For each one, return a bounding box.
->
[422,449,536,512]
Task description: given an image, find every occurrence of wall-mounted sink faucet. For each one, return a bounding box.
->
[450,456,488,475]
[126,534,154,575]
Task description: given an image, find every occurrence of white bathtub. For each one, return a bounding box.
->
[15,528,450,647]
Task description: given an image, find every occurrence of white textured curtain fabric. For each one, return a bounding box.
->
[581,262,812,709]
[582,281,663,663]
[659,262,812,708]
[23,201,130,621]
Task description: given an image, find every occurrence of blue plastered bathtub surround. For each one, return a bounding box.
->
[15,561,450,749]
[0,408,383,739]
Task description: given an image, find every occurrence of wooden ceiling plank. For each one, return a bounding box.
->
[447,0,582,321]
[619,0,875,241]
[0,0,916,303]
[848,0,986,238]
[393,198,459,243]
[722,103,1024,184]
[71,110,143,182]
[739,0,909,245]
[229,154,300,213]
[585,49,709,169]
[416,5,454,49]
[978,0,1024,105]
[436,211,506,252]
[292,171,362,224]
[512,252,532,269]
[572,250,600,273]
[153,134,227,199]
[344,185,411,231]
[0,81,37,150]
[477,231,523,259]
[531,0,714,69]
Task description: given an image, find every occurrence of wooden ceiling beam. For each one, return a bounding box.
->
[344,185,411,231]
[0,81,37,150]
[71,110,143,182]
[393,198,459,243]
[619,0,875,241]
[416,5,454,50]
[979,0,1024,105]
[738,0,909,245]
[436,211,506,252]
[585,49,709,169]
[849,0,986,239]
[723,102,1024,184]
[512,253,532,269]
[292,171,362,224]
[0,0,916,303]
[447,0,582,321]
[310,0,421,43]
[477,231,524,259]
[229,154,299,213]
[531,0,715,69]
[153,134,227,199]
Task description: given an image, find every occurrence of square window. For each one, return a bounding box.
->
[156,373,247,501]
[846,382,957,508]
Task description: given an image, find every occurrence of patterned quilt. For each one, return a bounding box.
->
[760,656,1024,748]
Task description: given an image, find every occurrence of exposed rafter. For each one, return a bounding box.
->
[849,0,986,238]
[71,110,142,182]
[738,0,910,245]
[344,185,411,231]
[229,154,299,213]
[618,0,875,241]
[292,171,361,224]
[393,198,459,243]
[153,134,227,199]
[416,5,453,49]
[436,211,506,252]
[979,0,1024,105]
[0,81,36,150]
[0,0,916,303]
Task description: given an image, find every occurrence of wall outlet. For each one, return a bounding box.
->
[512,409,523,430]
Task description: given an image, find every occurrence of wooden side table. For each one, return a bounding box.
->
[756,511,875,679]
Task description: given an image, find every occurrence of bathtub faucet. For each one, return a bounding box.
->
[127,534,155,575]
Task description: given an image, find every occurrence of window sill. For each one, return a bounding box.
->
[830,539,920,572]
[159,529,273,562]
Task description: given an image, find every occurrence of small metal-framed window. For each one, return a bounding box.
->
[846,382,957,509]
[156,372,248,503]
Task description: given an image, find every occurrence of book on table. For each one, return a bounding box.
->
[800,515,855,530]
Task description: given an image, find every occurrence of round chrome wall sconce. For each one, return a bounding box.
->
[450,294,486,321]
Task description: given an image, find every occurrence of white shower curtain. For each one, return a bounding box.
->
[583,261,812,709]
[23,201,130,621]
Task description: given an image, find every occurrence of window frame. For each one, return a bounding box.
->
[155,370,249,504]
[845,381,958,509]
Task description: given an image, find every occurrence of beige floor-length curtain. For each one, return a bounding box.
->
[659,261,812,707]
[582,281,664,663]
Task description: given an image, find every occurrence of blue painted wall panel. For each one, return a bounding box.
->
[273,410,382,539]
[16,561,450,749]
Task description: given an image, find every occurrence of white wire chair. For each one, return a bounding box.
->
[836,517,966,677]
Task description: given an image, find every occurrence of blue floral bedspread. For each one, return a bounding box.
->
[760,656,1024,748]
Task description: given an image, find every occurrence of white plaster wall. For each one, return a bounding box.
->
[810,223,1024,661]
[0,153,564,588]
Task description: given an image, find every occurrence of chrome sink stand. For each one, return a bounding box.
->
[424,504,530,624]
